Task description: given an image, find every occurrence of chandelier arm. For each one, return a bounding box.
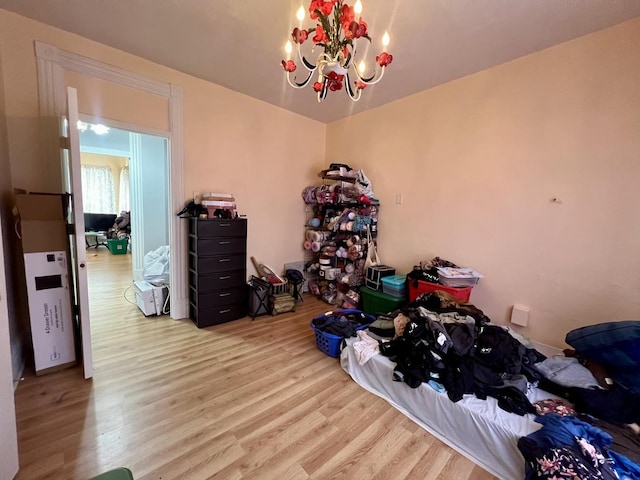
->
[345,73,362,102]
[317,77,329,103]
[352,65,386,86]
[296,43,317,73]
[287,70,314,88]
[301,55,317,70]
[296,42,317,71]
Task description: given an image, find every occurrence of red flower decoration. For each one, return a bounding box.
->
[376,52,393,67]
[313,25,328,44]
[355,81,367,90]
[319,0,335,16]
[309,0,337,19]
[340,4,355,29]
[354,19,368,38]
[344,20,357,39]
[309,0,320,19]
[313,81,324,92]
[291,27,308,44]
[281,60,297,72]
[326,71,344,91]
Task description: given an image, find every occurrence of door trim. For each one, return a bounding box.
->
[34,41,188,320]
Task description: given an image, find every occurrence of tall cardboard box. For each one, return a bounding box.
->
[17,194,76,375]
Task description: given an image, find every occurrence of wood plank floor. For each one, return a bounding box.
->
[13,248,497,480]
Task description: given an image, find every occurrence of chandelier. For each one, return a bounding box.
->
[281,0,393,102]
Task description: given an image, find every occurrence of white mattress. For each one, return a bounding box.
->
[340,340,557,480]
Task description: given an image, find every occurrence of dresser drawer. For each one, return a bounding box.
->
[190,301,246,328]
[189,285,246,309]
[189,218,247,238]
[189,235,246,256]
[190,269,246,292]
[189,252,245,273]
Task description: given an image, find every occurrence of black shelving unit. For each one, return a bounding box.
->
[188,217,247,327]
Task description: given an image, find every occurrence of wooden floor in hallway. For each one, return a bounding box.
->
[13,247,497,480]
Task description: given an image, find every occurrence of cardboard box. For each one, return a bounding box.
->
[134,280,157,316]
[17,194,76,375]
[152,284,169,315]
[134,281,168,316]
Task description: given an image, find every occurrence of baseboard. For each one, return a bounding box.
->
[531,340,562,358]
[12,361,25,391]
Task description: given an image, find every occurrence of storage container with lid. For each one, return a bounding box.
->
[380,274,407,297]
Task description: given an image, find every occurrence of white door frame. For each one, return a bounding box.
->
[65,87,94,379]
[35,41,188,321]
[0,222,19,480]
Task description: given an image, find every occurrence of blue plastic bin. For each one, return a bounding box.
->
[310,309,375,358]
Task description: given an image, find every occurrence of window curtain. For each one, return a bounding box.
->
[81,165,116,213]
[119,166,130,212]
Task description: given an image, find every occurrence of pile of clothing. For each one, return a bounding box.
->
[369,294,640,476]
[378,290,544,415]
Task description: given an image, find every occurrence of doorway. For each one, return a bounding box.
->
[79,121,170,316]
[35,41,188,324]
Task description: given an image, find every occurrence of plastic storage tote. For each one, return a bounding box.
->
[407,278,472,302]
[107,238,128,255]
[360,286,406,316]
[380,274,407,297]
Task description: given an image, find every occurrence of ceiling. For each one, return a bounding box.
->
[2,0,640,123]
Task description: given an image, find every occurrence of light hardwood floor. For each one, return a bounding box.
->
[13,248,497,480]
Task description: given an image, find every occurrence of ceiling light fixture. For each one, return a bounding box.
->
[282,0,393,102]
[77,120,110,135]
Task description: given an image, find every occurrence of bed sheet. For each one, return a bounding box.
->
[340,340,558,480]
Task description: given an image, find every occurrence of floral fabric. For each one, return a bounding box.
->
[532,437,617,480]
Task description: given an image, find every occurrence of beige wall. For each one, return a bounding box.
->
[327,18,640,348]
[0,9,326,281]
[66,71,170,133]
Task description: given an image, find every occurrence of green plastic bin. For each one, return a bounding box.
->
[107,238,128,255]
[360,286,406,316]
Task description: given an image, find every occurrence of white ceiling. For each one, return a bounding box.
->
[1,0,640,123]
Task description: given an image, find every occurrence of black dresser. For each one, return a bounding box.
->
[188,217,247,327]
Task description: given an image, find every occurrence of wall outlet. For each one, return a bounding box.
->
[510,304,530,327]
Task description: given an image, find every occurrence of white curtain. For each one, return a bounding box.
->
[81,165,116,213]
[119,166,130,212]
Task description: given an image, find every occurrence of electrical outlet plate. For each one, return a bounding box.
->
[511,304,530,327]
